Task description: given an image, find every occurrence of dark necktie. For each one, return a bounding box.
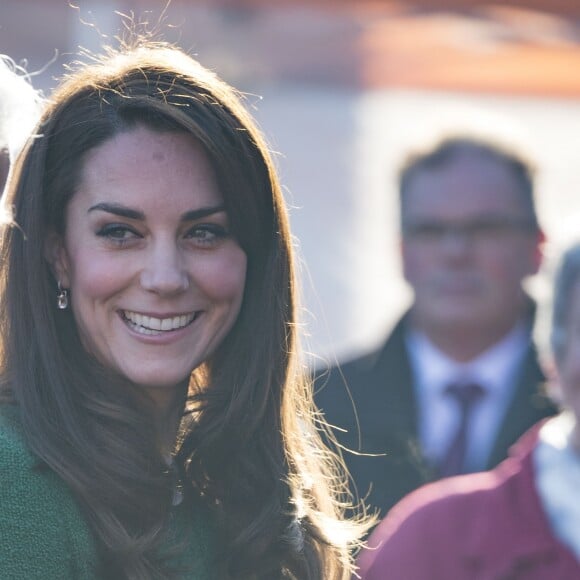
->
[437,382,485,478]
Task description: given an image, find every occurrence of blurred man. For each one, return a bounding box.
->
[0,55,42,192]
[315,136,558,519]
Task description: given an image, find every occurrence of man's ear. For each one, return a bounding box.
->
[530,228,547,276]
[44,230,70,288]
[545,361,564,407]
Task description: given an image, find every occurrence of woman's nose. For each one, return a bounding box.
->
[140,242,189,295]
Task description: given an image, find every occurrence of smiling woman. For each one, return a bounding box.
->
[0,40,370,579]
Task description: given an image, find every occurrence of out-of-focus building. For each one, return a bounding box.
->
[4,1,579,95]
[2,0,579,362]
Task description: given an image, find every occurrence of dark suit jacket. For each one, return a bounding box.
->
[314,312,559,519]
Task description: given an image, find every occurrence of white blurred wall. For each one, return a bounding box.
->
[253,87,580,365]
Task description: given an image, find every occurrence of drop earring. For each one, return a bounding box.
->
[57,281,69,310]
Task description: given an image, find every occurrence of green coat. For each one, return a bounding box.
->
[0,404,215,579]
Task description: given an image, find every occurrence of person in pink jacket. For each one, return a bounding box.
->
[357,242,580,580]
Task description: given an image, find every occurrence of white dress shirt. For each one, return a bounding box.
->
[406,322,530,472]
[535,412,580,561]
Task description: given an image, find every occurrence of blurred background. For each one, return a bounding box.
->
[1,0,580,365]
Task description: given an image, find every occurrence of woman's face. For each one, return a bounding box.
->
[48,126,247,409]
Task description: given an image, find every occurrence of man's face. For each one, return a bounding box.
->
[401,153,543,335]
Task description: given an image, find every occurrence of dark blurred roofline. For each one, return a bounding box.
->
[215,0,580,17]
[2,0,579,97]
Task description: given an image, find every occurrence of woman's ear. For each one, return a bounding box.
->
[44,230,70,287]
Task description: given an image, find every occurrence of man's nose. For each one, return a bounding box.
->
[440,226,474,255]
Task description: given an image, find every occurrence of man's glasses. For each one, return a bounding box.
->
[403,216,537,245]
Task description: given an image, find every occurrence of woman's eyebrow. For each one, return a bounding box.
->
[87,203,226,222]
[181,205,225,221]
[88,202,144,220]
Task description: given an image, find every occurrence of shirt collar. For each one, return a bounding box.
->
[407,321,530,397]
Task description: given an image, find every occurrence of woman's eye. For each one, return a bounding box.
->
[185,224,228,245]
[96,224,140,243]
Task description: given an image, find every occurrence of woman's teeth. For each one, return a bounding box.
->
[123,311,196,334]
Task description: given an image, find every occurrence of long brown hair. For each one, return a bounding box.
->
[0,41,369,578]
